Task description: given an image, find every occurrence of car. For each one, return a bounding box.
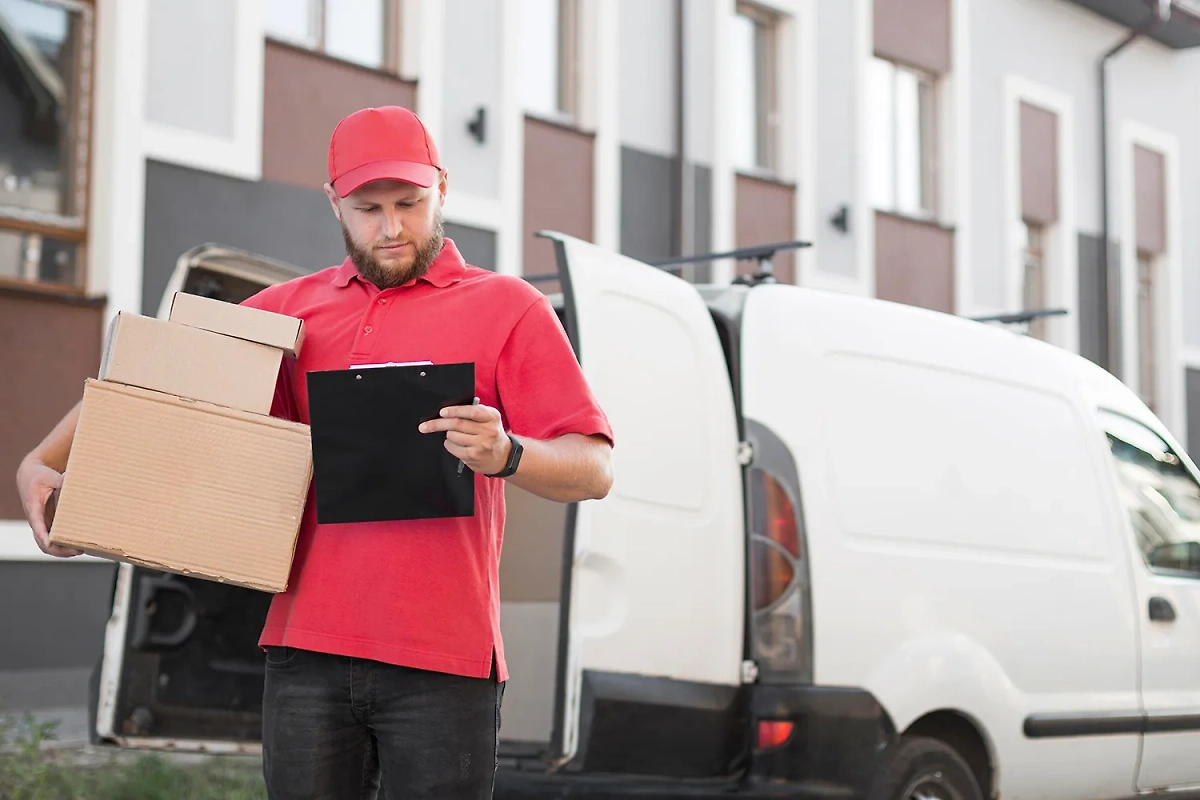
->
[88,233,1200,800]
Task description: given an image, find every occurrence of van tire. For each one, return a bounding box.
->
[868,736,984,800]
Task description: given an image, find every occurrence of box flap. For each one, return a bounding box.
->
[168,291,305,357]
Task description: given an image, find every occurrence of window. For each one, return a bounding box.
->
[1136,250,1158,413]
[264,0,394,72]
[1021,221,1048,341]
[0,0,93,289]
[1101,409,1200,578]
[731,4,779,173]
[521,0,579,120]
[868,56,938,217]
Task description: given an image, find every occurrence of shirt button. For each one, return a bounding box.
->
[364,326,373,334]
[377,299,387,305]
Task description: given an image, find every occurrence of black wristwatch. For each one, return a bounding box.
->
[489,434,523,478]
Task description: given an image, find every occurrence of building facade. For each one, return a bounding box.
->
[3,0,1200,729]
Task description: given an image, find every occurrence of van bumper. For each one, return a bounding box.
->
[493,685,896,800]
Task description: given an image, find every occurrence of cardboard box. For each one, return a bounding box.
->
[48,379,313,593]
[100,312,282,415]
[168,291,305,358]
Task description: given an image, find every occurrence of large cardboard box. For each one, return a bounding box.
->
[48,379,313,593]
[101,312,282,415]
[168,291,305,358]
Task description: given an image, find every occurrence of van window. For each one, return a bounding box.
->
[1100,409,1200,578]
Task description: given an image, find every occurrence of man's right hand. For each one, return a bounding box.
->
[16,458,81,558]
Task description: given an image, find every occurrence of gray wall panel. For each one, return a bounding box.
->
[620,146,675,264]
[0,562,116,672]
[1077,233,1120,373]
[1187,368,1200,459]
[143,160,344,313]
[444,223,497,271]
[618,147,712,282]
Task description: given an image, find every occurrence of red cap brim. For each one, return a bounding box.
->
[332,160,439,196]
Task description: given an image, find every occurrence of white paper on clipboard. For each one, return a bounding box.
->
[349,360,433,369]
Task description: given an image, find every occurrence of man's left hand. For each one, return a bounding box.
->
[419,403,511,475]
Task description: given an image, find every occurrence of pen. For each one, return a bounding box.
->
[457,396,480,475]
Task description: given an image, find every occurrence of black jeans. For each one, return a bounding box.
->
[261,646,505,800]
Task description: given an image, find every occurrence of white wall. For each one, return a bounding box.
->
[619,0,678,157]
[441,0,503,199]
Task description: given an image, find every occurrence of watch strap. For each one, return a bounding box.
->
[489,434,522,478]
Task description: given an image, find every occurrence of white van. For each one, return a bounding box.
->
[89,234,1200,800]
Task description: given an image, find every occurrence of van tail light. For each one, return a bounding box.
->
[757,720,794,749]
[748,466,812,681]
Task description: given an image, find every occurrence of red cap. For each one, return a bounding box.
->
[327,106,441,197]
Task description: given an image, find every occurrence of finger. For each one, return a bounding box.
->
[439,404,498,423]
[445,430,479,446]
[420,417,484,435]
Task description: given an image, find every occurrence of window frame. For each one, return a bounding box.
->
[263,0,403,75]
[1135,250,1159,414]
[0,0,96,293]
[868,55,939,220]
[732,1,781,176]
[1099,407,1200,581]
[1021,220,1048,341]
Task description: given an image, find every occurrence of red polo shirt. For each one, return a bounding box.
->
[240,239,612,682]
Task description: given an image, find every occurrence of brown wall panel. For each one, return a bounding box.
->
[874,0,951,75]
[0,288,104,518]
[1134,144,1167,255]
[262,40,418,190]
[875,211,955,313]
[1020,102,1058,225]
[735,174,796,284]
[522,117,595,283]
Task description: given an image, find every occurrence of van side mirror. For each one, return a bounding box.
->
[1148,541,1200,577]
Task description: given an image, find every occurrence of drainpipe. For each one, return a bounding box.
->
[1098,0,1169,373]
[673,0,694,280]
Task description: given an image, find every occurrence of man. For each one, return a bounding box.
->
[15,105,615,799]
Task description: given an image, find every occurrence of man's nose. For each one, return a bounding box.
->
[382,209,404,240]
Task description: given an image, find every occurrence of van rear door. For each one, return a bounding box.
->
[537,233,748,776]
[93,244,304,751]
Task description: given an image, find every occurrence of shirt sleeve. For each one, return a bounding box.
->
[239,289,300,423]
[495,295,614,446]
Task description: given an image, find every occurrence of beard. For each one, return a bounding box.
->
[342,211,445,290]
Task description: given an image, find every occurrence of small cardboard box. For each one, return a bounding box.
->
[168,291,305,358]
[48,379,313,593]
[101,312,282,415]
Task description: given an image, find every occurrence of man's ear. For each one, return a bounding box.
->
[437,170,449,206]
[323,183,343,221]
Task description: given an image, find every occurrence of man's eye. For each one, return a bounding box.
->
[357,206,379,213]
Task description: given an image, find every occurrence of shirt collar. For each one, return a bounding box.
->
[332,237,468,290]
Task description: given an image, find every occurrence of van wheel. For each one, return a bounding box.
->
[869,736,984,800]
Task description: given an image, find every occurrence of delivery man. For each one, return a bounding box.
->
[14,105,615,800]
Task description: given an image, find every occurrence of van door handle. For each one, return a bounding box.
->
[1149,596,1176,622]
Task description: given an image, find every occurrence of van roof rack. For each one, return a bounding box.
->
[968,308,1069,325]
[521,239,812,286]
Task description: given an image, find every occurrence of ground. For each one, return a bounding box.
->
[0,714,266,799]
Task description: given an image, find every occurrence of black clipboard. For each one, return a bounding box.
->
[306,361,476,524]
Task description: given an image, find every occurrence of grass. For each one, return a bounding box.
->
[0,714,267,800]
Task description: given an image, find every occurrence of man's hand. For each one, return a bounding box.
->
[419,403,512,476]
[15,458,81,558]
